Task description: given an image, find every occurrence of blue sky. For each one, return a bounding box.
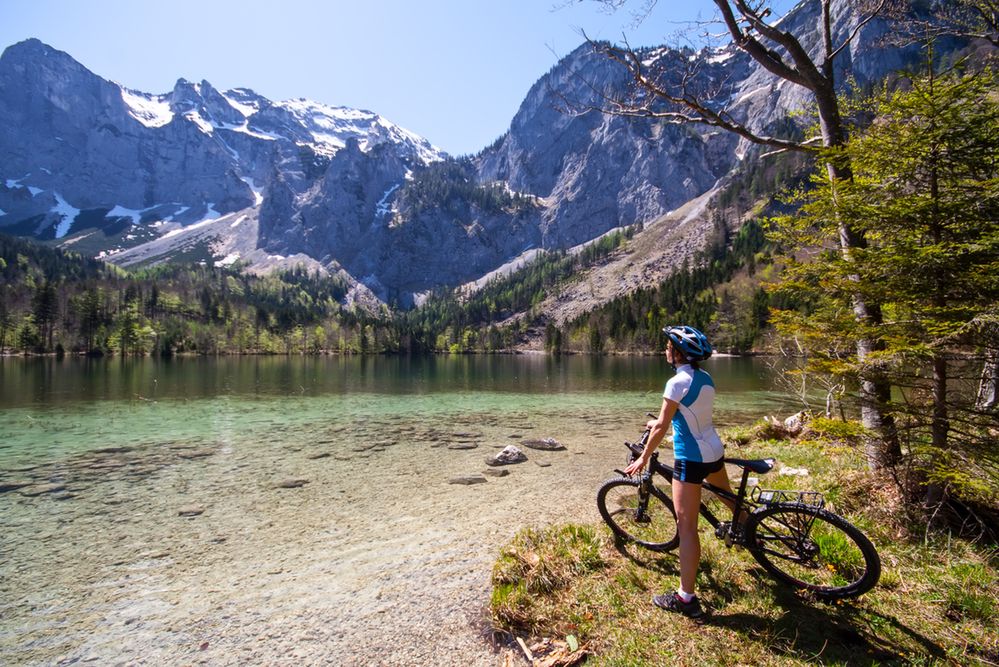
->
[1,0,796,155]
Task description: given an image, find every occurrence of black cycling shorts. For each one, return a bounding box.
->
[673,458,724,484]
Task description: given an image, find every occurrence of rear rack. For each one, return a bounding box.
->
[751,487,826,509]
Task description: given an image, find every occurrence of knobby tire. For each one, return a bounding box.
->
[596,477,679,552]
[745,503,881,599]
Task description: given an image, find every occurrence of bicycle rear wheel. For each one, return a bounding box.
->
[596,477,679,552]
[745,503,881,599]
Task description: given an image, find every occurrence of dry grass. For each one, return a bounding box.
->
[490,435,999,666]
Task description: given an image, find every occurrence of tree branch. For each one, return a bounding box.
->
[595,41,817,153]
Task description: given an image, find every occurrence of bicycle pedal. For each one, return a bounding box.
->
[715,522,731,539]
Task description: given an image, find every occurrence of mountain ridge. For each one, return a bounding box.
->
[0,2,941,308]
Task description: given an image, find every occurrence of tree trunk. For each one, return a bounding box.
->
[923,352,949,508]
[815,3,901,467]
[823,147,901,468]
[977,347,999,412]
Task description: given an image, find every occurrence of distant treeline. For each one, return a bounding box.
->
[0,234,392,356]
[400,227,638,353]
[0,210,788,359]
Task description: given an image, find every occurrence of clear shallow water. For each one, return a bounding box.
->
[0,354,797,665]
[0,355,793,466]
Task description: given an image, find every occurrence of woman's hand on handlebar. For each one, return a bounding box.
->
[624,451,649,477]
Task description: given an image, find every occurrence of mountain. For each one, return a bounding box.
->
[0,38,443,297]
[0,1,939,306]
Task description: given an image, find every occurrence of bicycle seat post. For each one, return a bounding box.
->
[731,465,753,528]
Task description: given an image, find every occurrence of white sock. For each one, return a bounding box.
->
[676,588,695,603]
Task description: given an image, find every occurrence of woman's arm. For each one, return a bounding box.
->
[624,397,678,476]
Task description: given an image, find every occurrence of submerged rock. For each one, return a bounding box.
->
[485,445,527,466]
[483,468,510,478]
[19,483,67,497]
[0,480,31,493]
[521,438,566,451]
[275,478,310,489]
[178,505,205,517]
[177,449,214,460]
[449,475,487,485]
[447,443,478,450]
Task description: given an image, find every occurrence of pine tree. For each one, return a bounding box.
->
[770,64,999,510]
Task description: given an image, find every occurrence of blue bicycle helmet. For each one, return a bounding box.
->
[663,325,712,361]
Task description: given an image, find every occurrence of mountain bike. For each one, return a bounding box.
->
[596,425,881,600]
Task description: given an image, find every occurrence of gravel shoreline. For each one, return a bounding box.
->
[1,410,628,666]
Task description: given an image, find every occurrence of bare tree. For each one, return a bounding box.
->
[574,0,902,467]
[910,0,999,47]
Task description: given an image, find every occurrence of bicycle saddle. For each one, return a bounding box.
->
[725,457,775,474]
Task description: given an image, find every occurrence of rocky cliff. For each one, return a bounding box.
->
[0,1,939,304]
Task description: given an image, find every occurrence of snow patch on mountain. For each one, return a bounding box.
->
[241,177,265,206]
[375,183,401,218]
[184,110,215,135]
[52,193,80,238]
[5,175,43,196]
[221,90,261,118]
[275,98,444,163]
[161,205,221,239]
[107,205,144,224]
[121,88,173,127]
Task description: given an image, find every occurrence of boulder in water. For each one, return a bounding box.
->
[275,478,310,489]
[521,437,566,451]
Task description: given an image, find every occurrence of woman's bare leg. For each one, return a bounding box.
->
[672,477,703,594]
[705,467,748,523]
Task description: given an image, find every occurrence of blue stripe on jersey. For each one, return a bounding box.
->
[671,411,702,462]
[680,370,714,408]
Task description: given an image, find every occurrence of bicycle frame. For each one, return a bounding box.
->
[622,435,760,543]
[604,429,881,599]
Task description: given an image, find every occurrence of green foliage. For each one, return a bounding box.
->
[491,524,606,633]
[0,232,371,356]
[489,434,999,665]
[400,227,636,353]
[396,156,535,216]
[768,63,999,521]
[807,417,868,445]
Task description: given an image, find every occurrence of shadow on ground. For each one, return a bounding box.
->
[612,539,947,665]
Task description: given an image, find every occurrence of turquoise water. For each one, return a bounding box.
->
[0,354,792,467]
[0,354,801,664]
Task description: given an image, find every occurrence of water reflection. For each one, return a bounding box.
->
[0,354,787,405]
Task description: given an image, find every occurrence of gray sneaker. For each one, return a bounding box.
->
[652,592,706,619]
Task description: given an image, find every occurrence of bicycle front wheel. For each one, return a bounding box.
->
[745,503,881,600]
[596,477,679,552]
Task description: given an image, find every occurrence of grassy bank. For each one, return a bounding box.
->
[490,430,999,666]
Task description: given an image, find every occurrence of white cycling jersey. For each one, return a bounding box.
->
[663,364,724,463]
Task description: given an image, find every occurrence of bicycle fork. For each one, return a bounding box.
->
[633,472,654,524]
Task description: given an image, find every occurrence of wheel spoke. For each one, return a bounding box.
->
[597,478,679,552]
[747,504,880,599]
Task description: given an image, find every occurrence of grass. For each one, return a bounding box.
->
[490,431,999,666]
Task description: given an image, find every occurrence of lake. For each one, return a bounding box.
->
[0,354,796,665]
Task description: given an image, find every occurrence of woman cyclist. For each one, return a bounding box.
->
[623,325,735,619]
